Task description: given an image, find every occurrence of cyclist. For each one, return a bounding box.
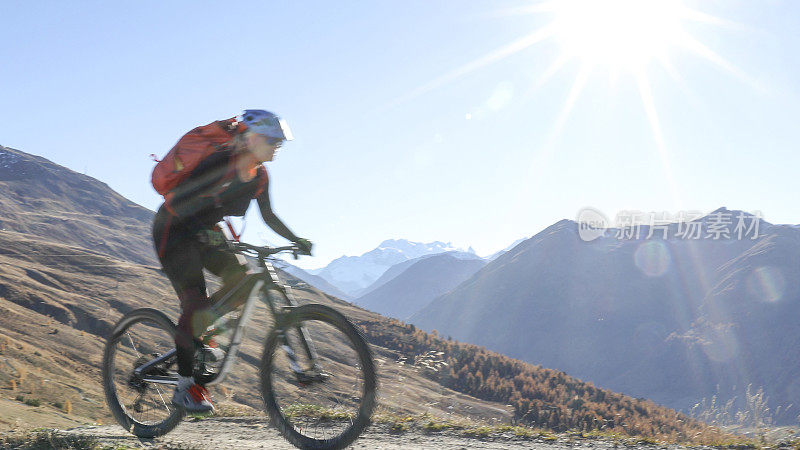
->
[151,110,312,413]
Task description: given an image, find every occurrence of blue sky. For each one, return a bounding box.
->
[2,1,799,269]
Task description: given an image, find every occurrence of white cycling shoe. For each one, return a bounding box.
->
[201,345,225,362]
[171,376,214,414]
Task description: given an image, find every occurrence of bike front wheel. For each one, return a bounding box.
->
[260,303,377,450]
[102,308,184,438]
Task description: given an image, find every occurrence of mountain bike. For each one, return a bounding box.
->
[102,242,377,450]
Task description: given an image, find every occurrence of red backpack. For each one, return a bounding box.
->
[151,118,247,196]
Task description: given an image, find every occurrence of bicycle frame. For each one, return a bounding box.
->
[136,257,317,387]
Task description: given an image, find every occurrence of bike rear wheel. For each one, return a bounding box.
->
[260,303,377,450]
[102,308,184,438]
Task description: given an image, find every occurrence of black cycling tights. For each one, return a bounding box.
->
[152,207,247,377]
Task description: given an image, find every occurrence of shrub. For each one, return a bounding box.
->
[389,421,409,433]
[24,398,41,407]
[463,425,493,438]
[423,420,450,432]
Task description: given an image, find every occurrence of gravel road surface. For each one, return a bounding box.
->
[57,416,695,449]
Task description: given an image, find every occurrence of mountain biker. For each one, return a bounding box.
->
[151,110,312,413]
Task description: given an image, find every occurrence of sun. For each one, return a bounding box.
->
[389,0,746,209]
[468,0,742,209]
[392,0,740,108]
[551,0,686,71]
[529,0,744,209]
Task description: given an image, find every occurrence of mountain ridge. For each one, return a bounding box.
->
[0,145,155,265]
[411,209,800,423]
[354,252,487,320]
[310,239,477,297]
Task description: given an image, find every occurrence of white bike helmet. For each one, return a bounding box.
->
[241,110,294,142]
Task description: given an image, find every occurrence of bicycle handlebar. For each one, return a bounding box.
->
[229,241,308,260]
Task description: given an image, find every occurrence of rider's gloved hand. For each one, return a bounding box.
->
[294,238,313,255]
[197,228,228,248]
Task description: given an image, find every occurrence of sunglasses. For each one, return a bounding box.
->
[267,137,284,148]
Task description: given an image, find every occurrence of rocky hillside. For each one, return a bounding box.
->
[0,146,155,265]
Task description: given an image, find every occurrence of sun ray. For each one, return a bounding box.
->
[533,52,571,91]
[634,69,683,210]
[529,63,592,180]
[552,63,592,138]
[656,54,684,86]
[675,30,764,92]
[484,1,559,19]
[655,53,708,112]
[384,24,558,109]
[679,6,748,30]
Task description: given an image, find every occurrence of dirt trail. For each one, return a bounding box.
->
[58,417,685,449]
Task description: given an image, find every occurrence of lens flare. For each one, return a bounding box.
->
[746,266,786,303]
[634,241,671,277]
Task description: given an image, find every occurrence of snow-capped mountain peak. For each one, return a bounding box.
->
[312,239,476,297]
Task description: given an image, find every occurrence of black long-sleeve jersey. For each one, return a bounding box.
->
[163,148,298,241]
